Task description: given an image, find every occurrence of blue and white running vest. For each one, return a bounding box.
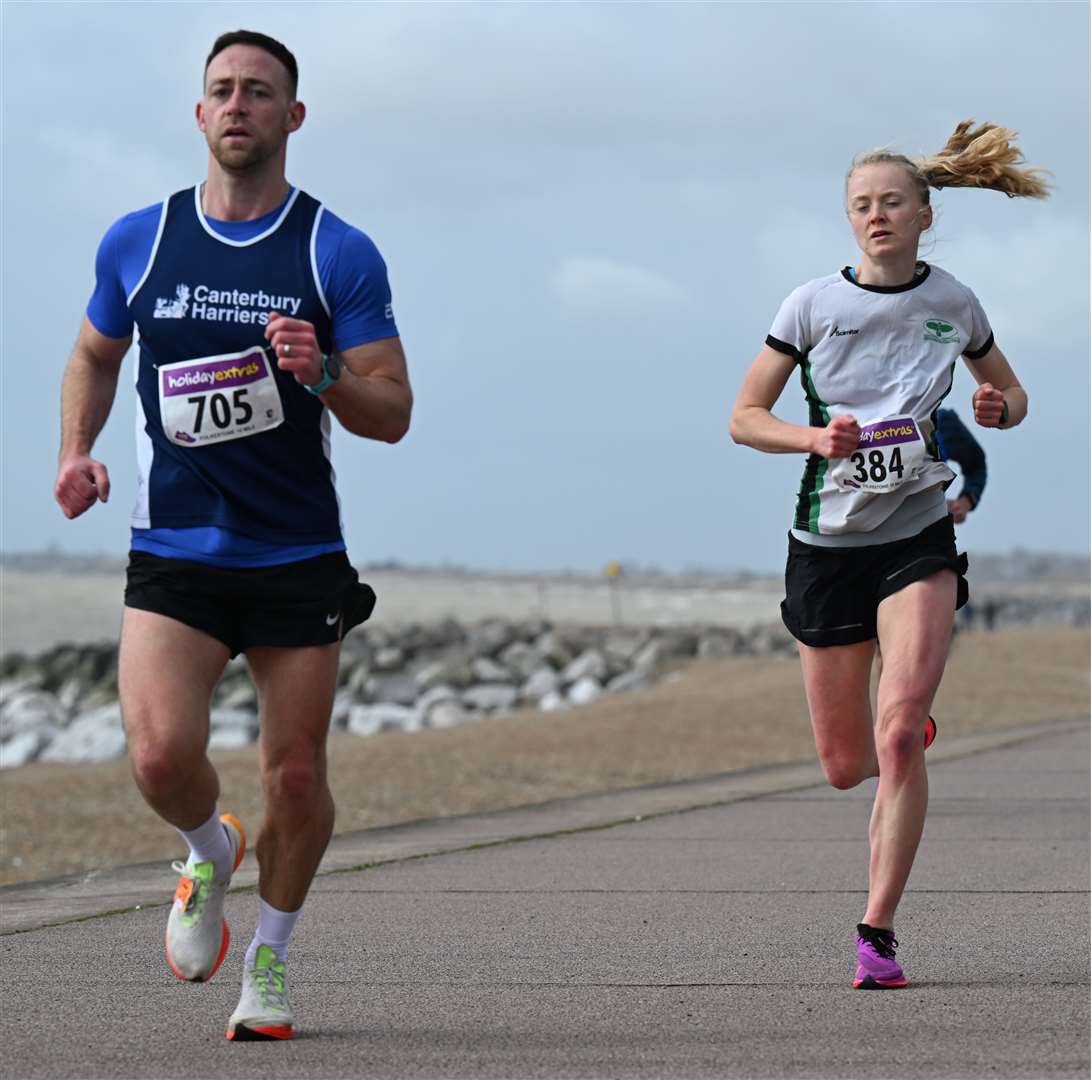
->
[128,187,341,545]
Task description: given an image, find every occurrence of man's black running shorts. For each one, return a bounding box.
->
[125,550,376,657]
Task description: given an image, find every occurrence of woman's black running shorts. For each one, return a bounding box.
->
[781,515,968,648]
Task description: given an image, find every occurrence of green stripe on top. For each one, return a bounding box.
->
[808,456,828,531]
[926,361,958,459]
[794,356,831,532]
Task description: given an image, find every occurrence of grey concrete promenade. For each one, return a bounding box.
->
[2,719,1087,1080]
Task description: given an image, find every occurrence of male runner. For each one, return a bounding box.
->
[936,407,988,523]
[54,30,412,1041]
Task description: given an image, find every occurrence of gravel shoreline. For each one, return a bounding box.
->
[2,625,1086,888]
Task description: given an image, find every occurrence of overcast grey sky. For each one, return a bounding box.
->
[2,1,1088,573]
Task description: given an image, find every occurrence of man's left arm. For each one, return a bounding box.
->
[266,313,411,443]
[317,336,412,442]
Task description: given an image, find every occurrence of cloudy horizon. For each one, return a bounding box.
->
[2,1,1087,574]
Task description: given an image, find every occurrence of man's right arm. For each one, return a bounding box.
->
[55,317,132,519]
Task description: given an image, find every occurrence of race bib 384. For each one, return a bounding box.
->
[828,415,927,494]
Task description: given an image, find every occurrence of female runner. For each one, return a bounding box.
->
[730,121,1048,988]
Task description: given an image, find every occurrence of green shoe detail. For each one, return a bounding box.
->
[252,945,290,1009]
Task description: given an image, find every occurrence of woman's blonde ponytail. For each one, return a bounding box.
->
[915,120,1050,198]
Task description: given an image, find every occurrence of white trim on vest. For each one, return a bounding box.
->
[126,199,170,306]
[319,408,343,532]
[193,184,301,247]
[310,205,331,318]
[132,343,153,528]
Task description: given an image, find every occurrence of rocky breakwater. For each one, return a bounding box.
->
[0,619,797,768]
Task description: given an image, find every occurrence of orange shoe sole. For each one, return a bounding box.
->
[227,1023,295,1041]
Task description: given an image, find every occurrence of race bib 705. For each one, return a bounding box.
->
[158,346,284,448]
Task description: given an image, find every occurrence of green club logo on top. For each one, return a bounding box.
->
[923,319,960,344]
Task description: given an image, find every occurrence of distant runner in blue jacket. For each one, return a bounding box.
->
[936,408,987,523]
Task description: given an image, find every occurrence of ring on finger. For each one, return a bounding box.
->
[282,342,292,357]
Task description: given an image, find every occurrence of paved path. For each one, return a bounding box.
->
[2,719,1087,1079]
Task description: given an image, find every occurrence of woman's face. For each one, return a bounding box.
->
[846,163,932,263]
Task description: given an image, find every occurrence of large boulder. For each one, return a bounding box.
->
[521,665,560,702]
[425,700,472,729]
[532,630,574,669]
[471,656,515,684]
[209,708,258,749]
[416,684,458,714]
[605,669,653,696]
[567,676,603,706]
[561,649,608,686]
[1,730,52,768]
[498,641,544,680]
[0,689,67,741]
[538,690,569,713]
[461,684,520,713]
[602,632,648,666]
[414,653,474,690]
[367,674,419,707]
[372,646,406,672]
[217,680,258,711]
[330,691,354,730]
[0,672,46,707]
[468,620,516,659]
[748,623,795,656]
[40,704,126,763]
[347,703,422,737]
[697,629,746,659]
[342,662,373,701]
[631,638,665,673]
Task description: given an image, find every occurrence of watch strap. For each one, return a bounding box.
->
[306,356,339,395]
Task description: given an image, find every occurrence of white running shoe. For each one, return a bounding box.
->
[164,813,245,982]
[226,945,296,1041]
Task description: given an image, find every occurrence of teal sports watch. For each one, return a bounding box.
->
[306,354,342,395]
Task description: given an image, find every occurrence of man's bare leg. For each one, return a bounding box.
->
[119,607,230,829]
[120,606,244,981]
[245,642,340,912]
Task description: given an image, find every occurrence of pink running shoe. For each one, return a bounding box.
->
[924,716,938,750]
[854,923,908,989]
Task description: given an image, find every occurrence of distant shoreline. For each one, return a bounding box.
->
[2,567,791,656]
[4,547,1089,659]
[2,547,1089,585]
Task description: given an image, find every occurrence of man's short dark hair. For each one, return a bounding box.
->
[205,30,298,97]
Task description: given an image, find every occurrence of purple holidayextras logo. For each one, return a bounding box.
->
[161,349,267,397]
[856,418,919,449]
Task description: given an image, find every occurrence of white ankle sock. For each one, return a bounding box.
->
[178,808,231,871]
[245,898,301,966]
